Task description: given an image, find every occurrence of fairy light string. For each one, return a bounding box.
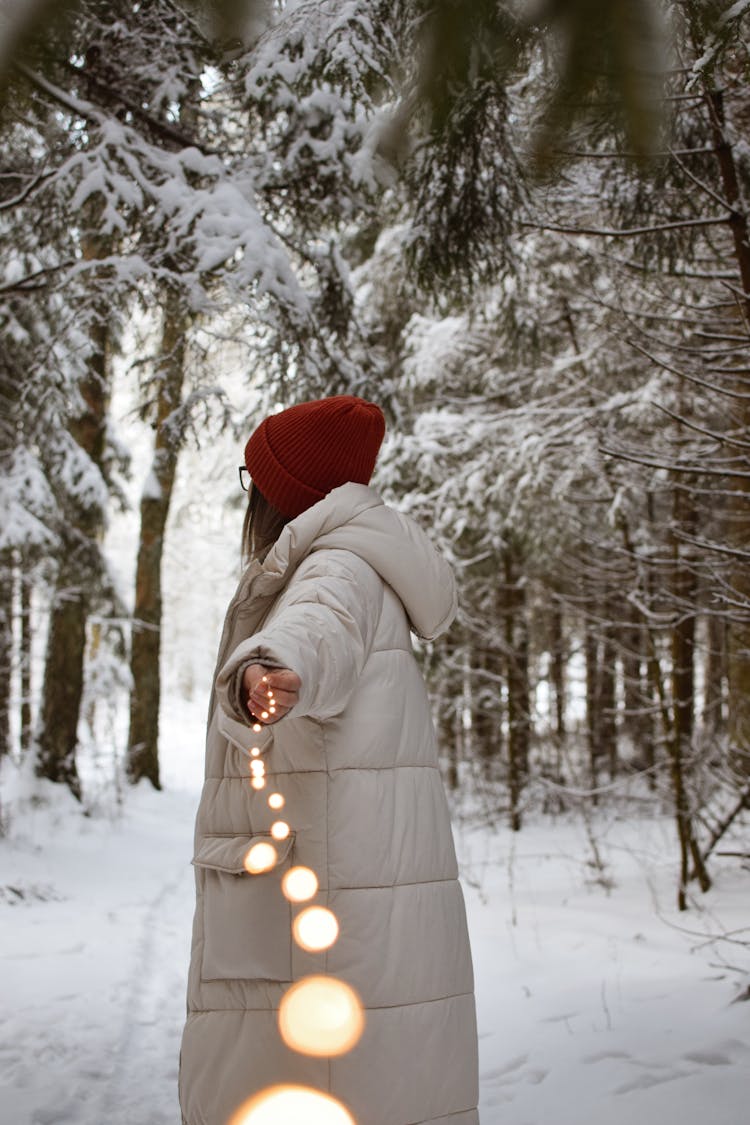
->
[232,675,363,1125]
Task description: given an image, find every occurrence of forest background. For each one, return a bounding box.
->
[1,0,750,927]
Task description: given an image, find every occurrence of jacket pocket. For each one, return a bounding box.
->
[216,708,274,759]
[193,832,294,982]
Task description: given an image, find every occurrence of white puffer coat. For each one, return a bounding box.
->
[179,482,479,1125]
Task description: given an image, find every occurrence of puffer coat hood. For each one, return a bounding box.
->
[179,482,479,1125]
[259,483,456,636]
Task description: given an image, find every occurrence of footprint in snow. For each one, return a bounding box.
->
[481,1055,548,1088]
[613,1067,694,1095]
[684,1049,732,1066]
[683,1038,749,1067]
[582,1049,631,1064]
[481,1053,529,1081]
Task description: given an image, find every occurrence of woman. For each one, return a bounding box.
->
[179,395,479,1125]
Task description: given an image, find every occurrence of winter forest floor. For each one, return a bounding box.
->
[1,701,748,1125]
[2,387,749,1124]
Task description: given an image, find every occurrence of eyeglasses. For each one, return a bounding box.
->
[239,466,251,492]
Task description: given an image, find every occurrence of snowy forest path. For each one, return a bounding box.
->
[94,857,192,1125]
[0,785,197,1125]
[2,783,750,1125]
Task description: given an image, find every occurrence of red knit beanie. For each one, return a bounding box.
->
[244,394,386,519]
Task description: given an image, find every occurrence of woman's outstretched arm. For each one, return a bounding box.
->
[215,548,383,725]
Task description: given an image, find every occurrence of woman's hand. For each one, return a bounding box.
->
[242,663,301,724]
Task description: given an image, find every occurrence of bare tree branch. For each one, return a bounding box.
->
[522,215,732,238]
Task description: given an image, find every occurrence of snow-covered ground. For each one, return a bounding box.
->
[458,808,749,1125]
[1,702,748,1125]
[2,383,748,1124]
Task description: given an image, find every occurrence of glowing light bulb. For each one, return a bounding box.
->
[243,842,277,874]
[228,1085,355,1125]
[292,906,339,952]
[278,976,364,1057]
[252,723,262,733]
[269,706,277,714]
[281,866,318,903]
[250,760,265,776]
[268,792,285,810]
[261,711,269,719]
[251,776,266,790]
[250,746,260,757]
[270,820,290,841]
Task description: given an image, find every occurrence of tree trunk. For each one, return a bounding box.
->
[35,210,112,794]
[621,603,656,777]
[639,622,657,785]
[0,365,22,761]
[126,289,189,788]
[449,697,461,792]
[549,603,566,749]
[19,574,31,751]
[621,612,640,746]
[15,567,32,753]
[438,696,459,790]
[600,617,618,780]
[0,552,12,758]
[585,619,600,800]
[641,635,658,788]
[705,88,750,776]
[541,602,566,812]
[645,623,710,908]
[702,612,726,736]
[35,562,87,795]
[472,645,503,776]
[36,306,109,796]
[670,486,696,753]
[504,547,529,831]
[663,474,710,907]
